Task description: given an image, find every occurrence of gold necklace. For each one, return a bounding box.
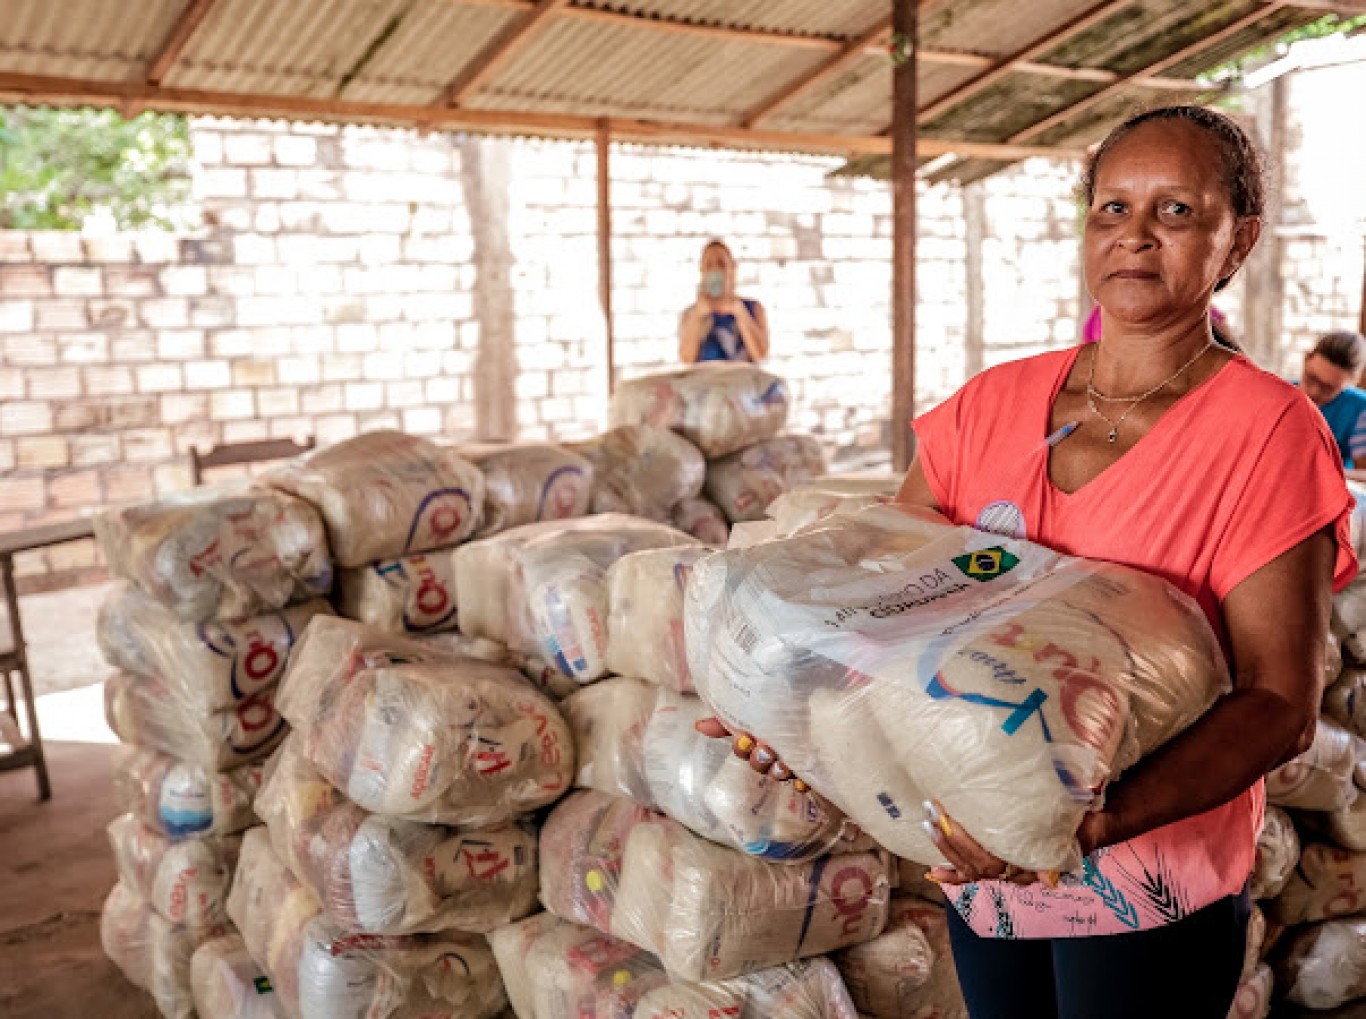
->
[1084,341,1214,443]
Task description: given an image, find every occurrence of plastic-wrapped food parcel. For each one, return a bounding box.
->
[94,487,331,623]
[275,616,573,824]
[687,504,1228,872]
[609,363,791,459]
[114,748,262,840]
[108,813,239,929]
[490,910,858,1019]
[228,826,507,1019]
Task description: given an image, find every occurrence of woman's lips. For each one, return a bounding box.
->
[1108,269,1159,280]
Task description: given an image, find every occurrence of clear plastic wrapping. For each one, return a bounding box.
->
[1274,918,1366,1010]
[705,435,828,524]
[105,670,287,771]
[765,488,888,537]
[1269,842,1366,925]
[337,551,459,635]
[228,827,508,1019]
[108,813,240,929]
[99,582,332,712]
[610,814,890,981]
[1325,666,1365,739]
[569,425,706,522]
[115,748,262,839]
[672,497,731,546]
[604,547,714,693]
[687,504,1228,872]
[256,734,539,934]
[1266,718,1361,811]
[464,443,595,537]
[1250,805,1300,901]
[95,487,332,623]
[490,912,857,1019]
[265,430,486,568]
[101,880,230,1019]
[276,616,573,824]
[191,934,288,1019]
[1324,791,1366,852]
[609,364,791,459]
[833,894,967,1019]
[563,678,859,862]
[1244,903,1267,982]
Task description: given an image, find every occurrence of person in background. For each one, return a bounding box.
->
[1299,330,1366,472]
[678,240,770,363]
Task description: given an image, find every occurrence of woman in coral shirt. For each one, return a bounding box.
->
[710,106,1355,1017]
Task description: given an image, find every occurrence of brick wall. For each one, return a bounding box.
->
[0,117,1086,589]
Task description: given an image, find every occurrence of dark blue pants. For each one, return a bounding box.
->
[946,887,1251,1019]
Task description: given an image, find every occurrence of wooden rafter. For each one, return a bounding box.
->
[0,70,1084,162]
[146,0,219,86]
[742,17,892,128]
[918,0,1135,122]
[1010,1,1288,143]
[443,0,570,107]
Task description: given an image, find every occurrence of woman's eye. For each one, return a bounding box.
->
[1163,201,1192,216]
[1099,200,1125,214]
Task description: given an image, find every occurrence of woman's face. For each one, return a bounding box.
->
[700,245,735,298]
[1083,120,1259,329]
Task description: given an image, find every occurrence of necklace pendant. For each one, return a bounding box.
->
[1107,428,1118,443]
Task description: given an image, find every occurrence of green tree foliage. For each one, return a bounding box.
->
[0,106,194,231]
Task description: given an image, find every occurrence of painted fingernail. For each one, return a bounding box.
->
[1043,870,1060,888]
[734,734,755,754]
[923,871,942,884]
[753,746,775,768]
[922,820,939,841]
[922,800,939,821]
[793,779,810,793]
[938,815,955,838]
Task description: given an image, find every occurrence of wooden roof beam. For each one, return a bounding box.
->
[1011,1,1288,143]
[918,0,1135,122]
[147,0,219,86]
[0,70,1084,162]
[443,0,570,107]
[742,17,892,128]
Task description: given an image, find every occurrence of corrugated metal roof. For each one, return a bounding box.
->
[166,0,415,96]
[342,1,519,105]
[0,0,184,82]
[571,0,891,42]
[0,0,1342,177]
[471,14,827,123]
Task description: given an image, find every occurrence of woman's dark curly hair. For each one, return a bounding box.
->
[1081,105,1266,295]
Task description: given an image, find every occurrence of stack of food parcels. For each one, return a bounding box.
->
[224,616,574,1017]
[1224,485,1366,1017]
[94,486,334,1018]
[608,363,829,536]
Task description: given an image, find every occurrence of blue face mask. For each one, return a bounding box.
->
[703,271,726,299]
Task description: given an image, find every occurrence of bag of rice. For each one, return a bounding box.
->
[706,435,828,524]
[1250,805,1300,901]
[687,504,1227,872]
[191,934,286,1019]
[605,546,714,693]
[265,430,485,568]
[95,487,331,622]
[834,895,967,1019]
[1325,666,1366,740]
[276,617,573,824]
[1274,918,1366,1010]
[673,497,731,546]
[336,551,459,635]
[610,364,790,459]
[1226,963,1273,1019]
[1269,842,1366,925]
[1266,718,1360,812]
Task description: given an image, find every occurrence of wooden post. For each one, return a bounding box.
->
[597,119,616,394]
[890,0,918,472]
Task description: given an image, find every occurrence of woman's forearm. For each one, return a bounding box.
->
[735,304,769,360]
[678,306,707,362]
[1083,685,1313,854]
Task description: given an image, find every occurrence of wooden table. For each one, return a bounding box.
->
[0,517,97,801]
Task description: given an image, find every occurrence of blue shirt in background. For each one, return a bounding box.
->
[697,299,760,362]
[1317,385,1366,467]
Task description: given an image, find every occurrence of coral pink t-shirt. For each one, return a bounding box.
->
[913,347,1356,939]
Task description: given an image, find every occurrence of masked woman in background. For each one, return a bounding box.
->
[678,240,770,363]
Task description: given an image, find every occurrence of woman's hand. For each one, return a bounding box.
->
[694,716,809,791]
[923,800,1063,888]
